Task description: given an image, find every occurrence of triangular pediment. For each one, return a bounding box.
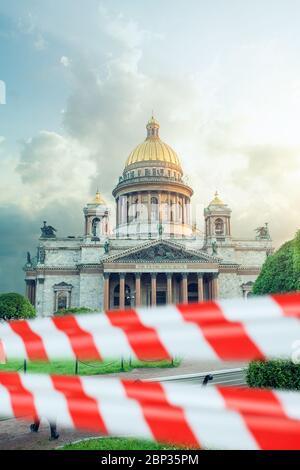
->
[105,240,220,264]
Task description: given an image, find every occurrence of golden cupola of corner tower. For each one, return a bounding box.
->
[112,116,193,238]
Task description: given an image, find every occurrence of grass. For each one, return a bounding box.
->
[0,358,180,376]
[60,437,185,451]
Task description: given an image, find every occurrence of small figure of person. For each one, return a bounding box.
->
[30,418,60,441]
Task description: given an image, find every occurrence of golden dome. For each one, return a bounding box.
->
[209,191,225,206]
[90,190,106,205]
[125,116,182,170]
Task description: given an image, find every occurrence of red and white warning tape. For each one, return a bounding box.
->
[0,293,300,361]
[1,371,300,449]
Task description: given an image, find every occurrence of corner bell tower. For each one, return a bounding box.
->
[83,190,111,239]
[204,192,232,244]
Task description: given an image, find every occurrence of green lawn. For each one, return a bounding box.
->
[0,358,180,376]
[60,437,185,450]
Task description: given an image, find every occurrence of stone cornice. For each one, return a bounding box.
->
[219,264,261,275]
[113,178,193,199]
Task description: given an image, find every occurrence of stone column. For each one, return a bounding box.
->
[116,198,119,227]
[25,280,30,301]
[212,274,219,300]
[181,273,188,304]
[103,273,110,311]
[182,196,185,224]
[32,281,36,306]
[135,273,141,307]
[167,192,171,236]
[197,273,204,302]
[158,192,162,225]
[148,191,151,237]
[119,273,125,309]
[121,195,126,226]
[167,273,173,304]
[151,273,157,306]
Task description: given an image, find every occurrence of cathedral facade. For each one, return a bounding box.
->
[24,117,273,317]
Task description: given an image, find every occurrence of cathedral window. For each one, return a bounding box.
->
[215,218,224,236]
[151,196,159,221]
[53,282,73,313]
[152,169,156,176]
[92,218,100,237]
[134,198,139,219]
[57,292,68,310]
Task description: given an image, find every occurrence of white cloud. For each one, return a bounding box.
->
[0,136,5,144]
[60,56,71,67]
[16,131,97,212]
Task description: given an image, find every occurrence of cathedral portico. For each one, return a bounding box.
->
[102,270,219,310]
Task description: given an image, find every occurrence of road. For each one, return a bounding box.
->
[147,367,247,387]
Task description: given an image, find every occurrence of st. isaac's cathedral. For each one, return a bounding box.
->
[24,116,273,316]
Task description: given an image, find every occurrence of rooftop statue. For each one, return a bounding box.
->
[104,239,110,254]
[26,252,32,266]
[158,223,164,237]
[40,221,57,239]
[255,223,271,240]
[212,240,218,255]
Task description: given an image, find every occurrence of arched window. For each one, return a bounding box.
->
[215,218,224,236]
[92,218,100,237]
[134,198,139,219]
[151,196,159,221]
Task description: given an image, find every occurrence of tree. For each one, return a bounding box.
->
[253,230,300,295]
[0,293,36,321]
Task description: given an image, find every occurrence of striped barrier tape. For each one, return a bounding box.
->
[1,372,300,449]
[1,293,300,361]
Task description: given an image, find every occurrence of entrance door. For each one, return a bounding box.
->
[157,291,167,305]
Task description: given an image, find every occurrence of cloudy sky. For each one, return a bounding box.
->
[1,0,300,293]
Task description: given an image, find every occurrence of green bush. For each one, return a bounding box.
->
[0,293,36,321]
[253,229,300,295]
[246,360,300,390]
[54,307,94,316]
